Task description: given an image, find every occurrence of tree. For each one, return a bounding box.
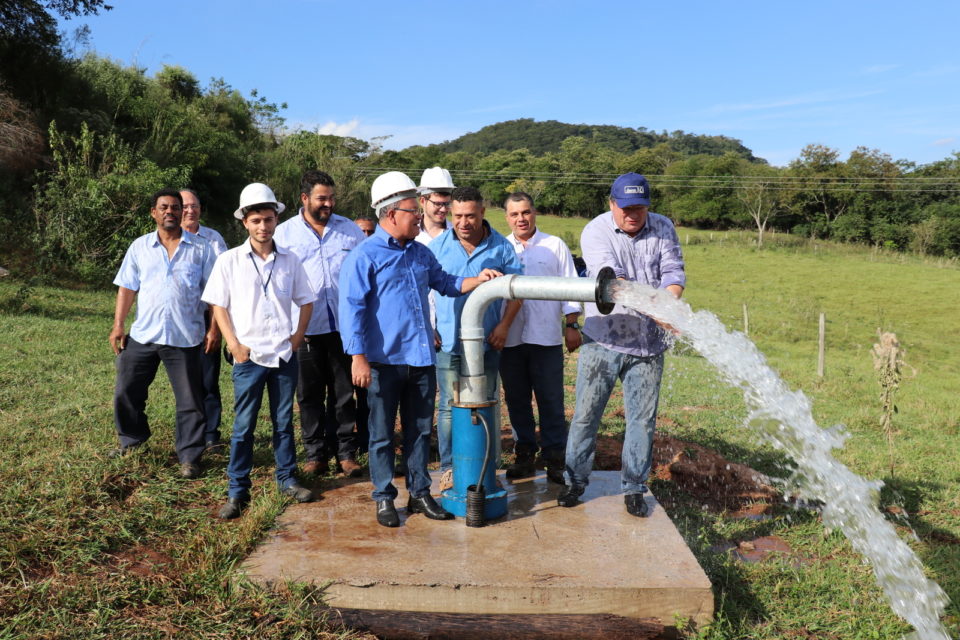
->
[736,162,783,246]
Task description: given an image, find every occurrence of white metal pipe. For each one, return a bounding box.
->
[458,273,613,404]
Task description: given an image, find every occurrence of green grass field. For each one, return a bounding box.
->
[1,217,958,639]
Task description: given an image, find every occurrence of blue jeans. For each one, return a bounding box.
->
[499,344,566,455]
[566,341,664,495]
[367,364,436,502]
[227,356,299,500]
[436,349,500,472]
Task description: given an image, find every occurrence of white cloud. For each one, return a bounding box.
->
[932,137,956,147]
[316,118,360,137]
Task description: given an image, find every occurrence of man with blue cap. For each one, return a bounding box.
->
[558,173,686,517]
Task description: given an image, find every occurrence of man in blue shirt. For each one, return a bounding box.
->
[429,186,523,490]
[274,170,367,478]
[109,188,219,479]
[559,173,686,517]
[339,172,503,528]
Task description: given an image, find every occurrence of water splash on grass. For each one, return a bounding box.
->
[611,280,949,640]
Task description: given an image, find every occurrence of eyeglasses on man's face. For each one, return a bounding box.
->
[426,199,451,209]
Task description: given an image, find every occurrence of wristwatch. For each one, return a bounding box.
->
[565,321,581,330]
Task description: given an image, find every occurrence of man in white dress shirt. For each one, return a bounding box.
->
[202,183,317,519]
[499,192,582,484]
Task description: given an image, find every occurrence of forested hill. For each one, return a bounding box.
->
[428,118,765,162]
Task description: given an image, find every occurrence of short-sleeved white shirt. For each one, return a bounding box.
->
[202,240,316,367]
[504,228,581,348]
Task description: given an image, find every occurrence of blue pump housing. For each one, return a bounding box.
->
[440,402,508,519]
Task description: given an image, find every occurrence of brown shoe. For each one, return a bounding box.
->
[302,460,323,475]
[339,458,363,478]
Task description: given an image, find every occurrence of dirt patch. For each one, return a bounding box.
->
[108,546,176,580]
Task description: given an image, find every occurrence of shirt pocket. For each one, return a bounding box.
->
[176,262,202,289]
[273,272,291,296]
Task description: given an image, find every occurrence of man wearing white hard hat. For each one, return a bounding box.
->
[109,188,218,479]
[415,166,454,245]
[202,183,317,519]
[339,171,504,528]
[274,170,366,479]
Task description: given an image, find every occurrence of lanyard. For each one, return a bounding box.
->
[249,251,276,296]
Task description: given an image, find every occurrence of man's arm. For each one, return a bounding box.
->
[460,268,503,293]
[109,287,137,355]
[212,305,250,364]
[564,311,583,352]
[487,299,522,351]
[290,303,312,352]
[203,308,221,354]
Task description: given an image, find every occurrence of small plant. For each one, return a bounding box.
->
[871,331,904,477]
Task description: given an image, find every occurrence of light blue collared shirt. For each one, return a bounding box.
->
[114,230,217,348]
[196,225,229,256]
[339,226,464,367]
[429,221,523,355]
[580,211,686,357]
[274,210,366,335]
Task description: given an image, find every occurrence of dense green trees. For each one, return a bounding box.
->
[4,11,960,285]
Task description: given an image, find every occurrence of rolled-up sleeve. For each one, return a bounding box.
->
[658,222,686,290]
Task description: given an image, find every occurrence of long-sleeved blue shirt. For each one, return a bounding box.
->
[339,226,465,367]
[429,222,523,355]
[581,211,686,357]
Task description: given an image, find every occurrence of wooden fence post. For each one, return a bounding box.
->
[817,312,826,378]
[743,303,749,336]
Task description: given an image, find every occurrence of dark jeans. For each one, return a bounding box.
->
[200,345,222,443]
[297,332,357,461]
[114,338,206,463]
[500,344,567,455]
[367,363,436,502]
[227,356,299,500]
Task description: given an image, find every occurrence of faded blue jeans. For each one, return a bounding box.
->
[436,349,500,472]
[227,356,299,500]
[565,341,664,495]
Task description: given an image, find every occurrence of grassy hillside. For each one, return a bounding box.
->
[0,223,957,638]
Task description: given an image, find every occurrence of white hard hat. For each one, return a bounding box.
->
[418,166,455,195]
[371,171,418,210]
[233,183,286,220]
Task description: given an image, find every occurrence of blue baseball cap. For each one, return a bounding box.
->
[610,173,651,207]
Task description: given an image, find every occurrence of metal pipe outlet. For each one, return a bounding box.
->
[458,267,616,404]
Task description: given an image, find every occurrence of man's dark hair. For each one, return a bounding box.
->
[450,185,483,204]
[179,187,200,200]
[355,214,377,223]
[504,191,534,209]
[242,204,278,219]
[151,188,183,208]
[300,170,336,195]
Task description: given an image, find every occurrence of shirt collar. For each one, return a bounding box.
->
[148,229,193,247]
[240,237,286,257]
[509,227,541,247]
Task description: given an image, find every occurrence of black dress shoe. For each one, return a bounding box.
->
[218,497,248,520]
[377,499,400,527]
[407,494,454,520]
[180,461,202,479]
[625,493,651,517]
[280,482,315,503]
[557,484,585,508]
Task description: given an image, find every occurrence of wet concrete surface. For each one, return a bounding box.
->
[241,470,713,626]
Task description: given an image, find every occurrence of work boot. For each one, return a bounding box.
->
[180,461,202,479]
[625,493,651,518]
[376,499,400,527]
[218,497,248,520]
[541,449,566,485]
[407,494,454,520]
[557,484,585,508]
[339,458,363,478]
[506,443,537,479]
[280,482,315,503]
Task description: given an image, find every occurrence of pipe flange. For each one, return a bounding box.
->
[595,266,616,315]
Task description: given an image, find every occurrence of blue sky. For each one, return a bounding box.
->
[59,0,960,167]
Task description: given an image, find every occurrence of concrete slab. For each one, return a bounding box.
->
[241,471,713,627]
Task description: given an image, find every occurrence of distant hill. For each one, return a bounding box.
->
[427,118,765,162]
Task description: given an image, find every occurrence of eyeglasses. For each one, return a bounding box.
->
[394,207,422,217]
[426,199,451,209]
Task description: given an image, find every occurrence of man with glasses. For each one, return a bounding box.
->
[415,166,455,245]
[339,171,504,527]
[180,189,229,449]
[109,188,218,479]
[275,170,367,478]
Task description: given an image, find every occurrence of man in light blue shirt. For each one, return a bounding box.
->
[559,173,686,517]
[109,188,219,479]
[339,171,503,528]
[274,170,367,478]
[429,186,523,488]
[180,188,228,450]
